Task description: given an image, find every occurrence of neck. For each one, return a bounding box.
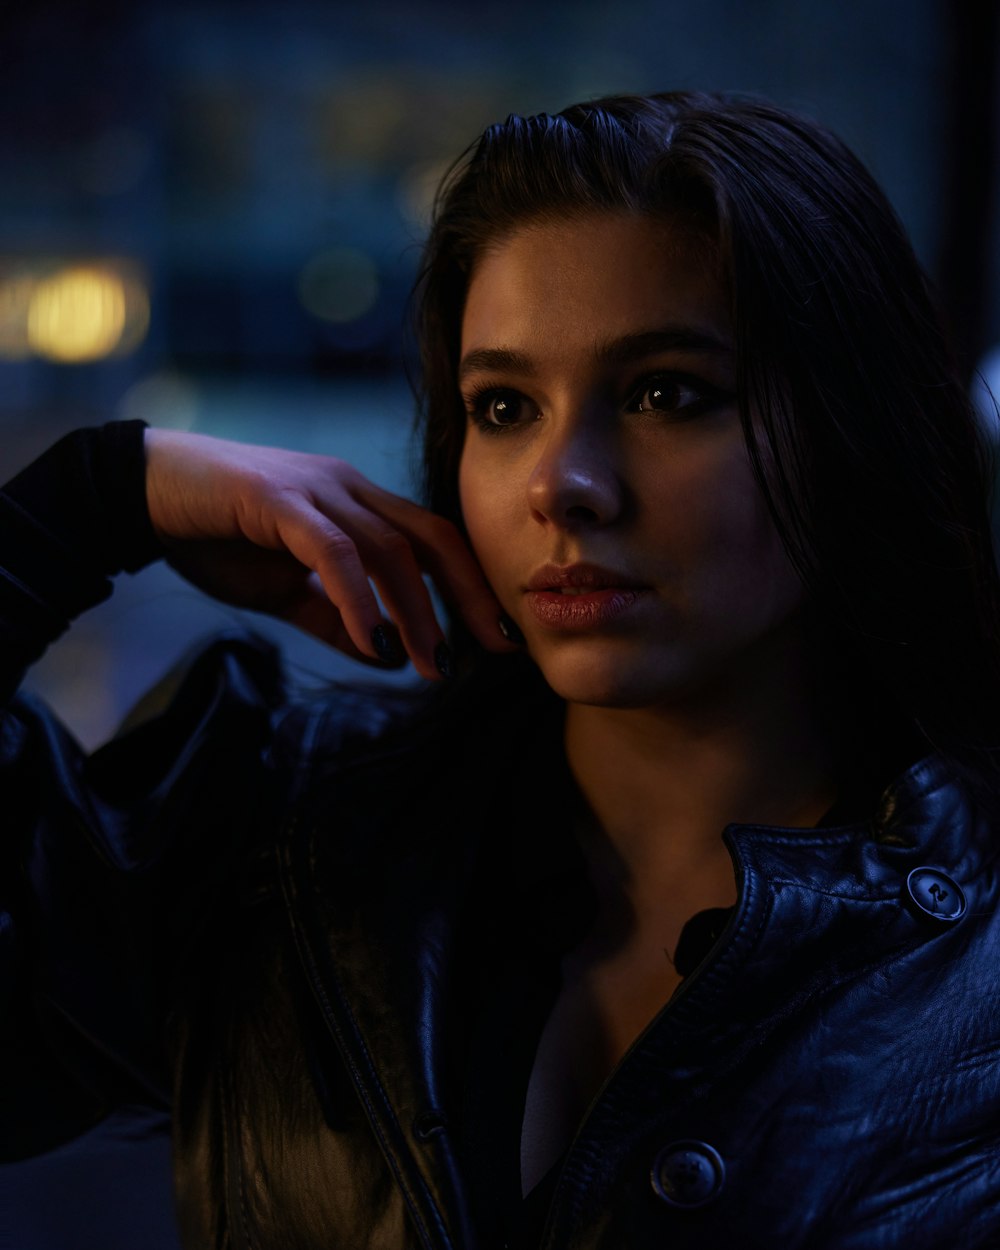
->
[563,628,849,919]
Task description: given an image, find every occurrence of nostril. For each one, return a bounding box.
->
[565,503,601,523]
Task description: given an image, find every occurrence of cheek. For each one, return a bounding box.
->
[651,445,801,614]
[708,485,802,617]
[458,449,512,583]
[457,449,481,545]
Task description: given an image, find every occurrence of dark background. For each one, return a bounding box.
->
[1,0,997,747]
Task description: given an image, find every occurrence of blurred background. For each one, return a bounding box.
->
[1,0,998,749]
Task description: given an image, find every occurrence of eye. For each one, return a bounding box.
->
[630,374,707,416]
[465,386,537,433]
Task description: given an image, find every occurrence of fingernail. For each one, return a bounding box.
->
[498,612,526,645]
[371,623,405,666]
[434,641,455,679]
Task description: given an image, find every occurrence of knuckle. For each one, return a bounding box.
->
[370,529,414,561]
[315,530,361,565]
[328,459,367,492]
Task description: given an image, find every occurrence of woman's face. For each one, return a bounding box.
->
[457,212,804,710]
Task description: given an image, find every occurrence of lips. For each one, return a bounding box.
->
[523,563,650,631]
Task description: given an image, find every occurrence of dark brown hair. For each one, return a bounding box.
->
[412,91,1000,797]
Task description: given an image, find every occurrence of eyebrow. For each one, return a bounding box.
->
[458,326,733,382]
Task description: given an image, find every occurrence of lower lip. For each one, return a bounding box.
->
[525,587,649,631]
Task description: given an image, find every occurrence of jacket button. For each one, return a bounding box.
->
[905,866,966,921]
[650,1140,725,1208]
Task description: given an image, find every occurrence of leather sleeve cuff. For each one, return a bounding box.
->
[0,421,165,666]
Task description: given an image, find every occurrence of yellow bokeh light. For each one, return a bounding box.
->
[0,259,150,363]
[27,266,127,362]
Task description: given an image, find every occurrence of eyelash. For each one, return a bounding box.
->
[462,372,730,436]
[464,386,532,436]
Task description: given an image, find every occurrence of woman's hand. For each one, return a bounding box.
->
[144,428,514,680]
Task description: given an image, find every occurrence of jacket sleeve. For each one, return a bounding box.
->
[0,426,293,1160]
[0,421,163,703]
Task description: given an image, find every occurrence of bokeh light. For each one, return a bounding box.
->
[297,247,379,323]
[0,260,150,363]
[118,370,201,430]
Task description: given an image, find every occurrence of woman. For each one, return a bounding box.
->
[4,91,1000,1249]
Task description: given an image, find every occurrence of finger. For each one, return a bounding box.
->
[350,521,455,681]
[350,482,516,652]
[301,487,458,680]
[408,521,513,651]
[269,494,399,663]
[282,577,407,668]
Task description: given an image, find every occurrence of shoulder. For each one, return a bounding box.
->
[107,640,567,847]
[117,629,439,796]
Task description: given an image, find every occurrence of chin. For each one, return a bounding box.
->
[529,646,683,710]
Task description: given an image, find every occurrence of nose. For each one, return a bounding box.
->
[526,414,625,528]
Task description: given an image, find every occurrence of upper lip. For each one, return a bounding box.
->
[525,563,649,591]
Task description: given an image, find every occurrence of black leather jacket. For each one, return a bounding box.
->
[6,632,1000,1249]
[4,429,1000,1249]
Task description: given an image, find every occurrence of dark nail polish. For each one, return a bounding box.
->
[371,623,405,666]
[498,612,526,645]
[434,641,455,679]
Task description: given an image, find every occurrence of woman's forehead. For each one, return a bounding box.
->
[460,213,731,366]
